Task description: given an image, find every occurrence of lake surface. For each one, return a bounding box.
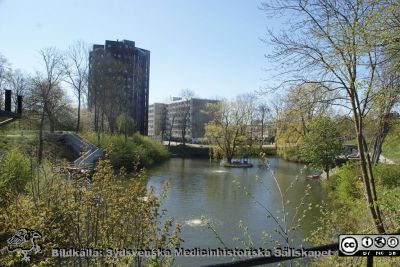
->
[147,157,326,266]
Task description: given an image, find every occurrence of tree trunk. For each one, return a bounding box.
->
[101,111,104,133]
[249,123,253,150]
[161,129,165,144]
[356,128,386,233]
[49,117,55,133]
[371,115,390,164]
[76,94,81,132]
[182,128,186,146]
[168,117,175,149]
[325,167,329,180]
[38,109,45,164]
[94,98,99,132]
[260,119,264,149]
[45,105,55,133]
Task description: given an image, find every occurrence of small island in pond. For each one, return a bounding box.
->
[223,154,253,168]
[223,161,253,168]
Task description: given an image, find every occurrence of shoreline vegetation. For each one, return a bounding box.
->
[83,132,169,172]
[0,147,180,266]
[167,144,277,159]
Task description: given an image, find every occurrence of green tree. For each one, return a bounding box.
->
[262,0,389,233]
[116,112,135,142]
[205,97,252,164]
[301,116,342,180]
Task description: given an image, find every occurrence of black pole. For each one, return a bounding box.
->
[17,95,23,114]
[5,90,11,112]
[366,256,373,267]
[202,243,338,267]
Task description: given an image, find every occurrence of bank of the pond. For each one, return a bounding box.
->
[167,144,277,159]
[168,144,210,158]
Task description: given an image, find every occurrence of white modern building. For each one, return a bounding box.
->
[148,97,219,143]
[148,103,166,139]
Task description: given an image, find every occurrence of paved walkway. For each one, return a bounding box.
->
[379,154,396,165]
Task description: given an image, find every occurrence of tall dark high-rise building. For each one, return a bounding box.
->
[88,39,150,135]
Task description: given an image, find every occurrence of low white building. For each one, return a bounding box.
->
[148,103,166,139]
[148,97,219,143]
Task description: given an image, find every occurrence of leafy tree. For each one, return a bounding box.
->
[178,88,195,146]
[276,84,333,147]
[262,0,389,233]
[301,116,342,180]
[205,97,253,164]
[116,112,135,142]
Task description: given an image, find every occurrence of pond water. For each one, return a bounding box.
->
[147,157,326,266]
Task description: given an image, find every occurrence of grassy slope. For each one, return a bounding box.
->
[382,123,400,164]
[343,123,400,164]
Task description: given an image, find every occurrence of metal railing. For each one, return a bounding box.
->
[202,231,400,267]
[202,243,339,267]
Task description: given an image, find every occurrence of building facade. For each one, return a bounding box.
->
[88,40,150,135]
[148,97,219,143]
[148,103,166,139]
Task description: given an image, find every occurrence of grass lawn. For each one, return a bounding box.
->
[382,124,400,164]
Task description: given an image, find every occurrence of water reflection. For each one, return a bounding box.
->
[147,157,325,266]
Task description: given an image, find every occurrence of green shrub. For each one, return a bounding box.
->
[312,162,400,266]
[374,163,400,188]
[0,159,180,266]
[85,132,169,171]
[335,163,362,201]
[0,148,30,204]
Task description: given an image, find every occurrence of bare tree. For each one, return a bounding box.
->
[239,93,256,150]
[256,102,270,148]
[0,54,10,109]
[160,106,167,143]
[368,1,400,163]
[6,69,29,109]
[261,0,387,233]
[370,69,400,163]
[167,113,176,149]
[269,95,285,149]
[178,89,195,146]
[34,47,64,164]
[63,40,89,132]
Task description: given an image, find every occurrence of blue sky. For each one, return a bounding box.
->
[0,0,275,103]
